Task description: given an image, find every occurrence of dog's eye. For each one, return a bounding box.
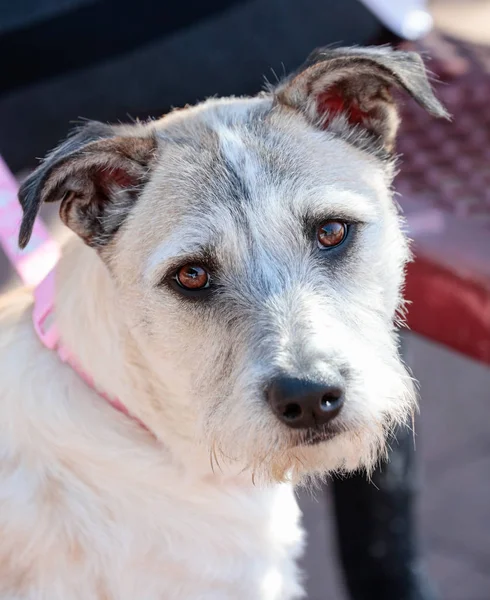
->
[174,265,210,291]
[317,221,348,249]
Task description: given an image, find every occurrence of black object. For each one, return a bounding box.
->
[0,0,247,95]
[0,0,383,171]
[331,420,436,600]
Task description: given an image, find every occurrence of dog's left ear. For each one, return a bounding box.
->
[275,46,449,152]
[18,121,157,249]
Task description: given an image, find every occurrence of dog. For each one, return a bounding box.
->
[0,46,447,599]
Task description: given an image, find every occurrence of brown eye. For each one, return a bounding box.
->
[317,221,348,249]
[175,265,210,290]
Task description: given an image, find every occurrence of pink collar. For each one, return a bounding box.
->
[0,156,145,430]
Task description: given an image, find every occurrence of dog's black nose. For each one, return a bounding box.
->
[267,376,344,429]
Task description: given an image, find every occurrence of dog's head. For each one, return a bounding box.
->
[19,47,448,483]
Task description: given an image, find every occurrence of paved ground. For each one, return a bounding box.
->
[432,0,490,45]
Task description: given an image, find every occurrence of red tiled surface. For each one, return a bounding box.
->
[396,35,490,364]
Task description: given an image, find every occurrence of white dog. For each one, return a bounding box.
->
[0,47,447,599]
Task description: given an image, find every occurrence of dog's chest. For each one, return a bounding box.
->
[14,464,305,600]
[97,481,304,599]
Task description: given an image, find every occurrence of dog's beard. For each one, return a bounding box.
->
[204,424,387,487]
[203,355,415,486]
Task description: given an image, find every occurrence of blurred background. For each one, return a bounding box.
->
[0,1,489,599]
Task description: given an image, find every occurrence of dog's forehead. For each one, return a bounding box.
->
[154,97,386,202]
[135,97,390,266]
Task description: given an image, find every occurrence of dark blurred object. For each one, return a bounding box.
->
[332,420,436,600]
[0,0,246,94]
[396,32,490,365]
[0,0,385,171]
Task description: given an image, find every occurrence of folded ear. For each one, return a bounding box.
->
[18,121,157,249]
[275,46,449,152]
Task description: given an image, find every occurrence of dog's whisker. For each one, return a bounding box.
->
[411,410,416,450]
[212,442,224,474]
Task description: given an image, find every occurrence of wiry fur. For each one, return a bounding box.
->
[0,47,446,599]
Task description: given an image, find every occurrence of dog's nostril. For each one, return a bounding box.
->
[282,403,302,421]
[321,389,343,409]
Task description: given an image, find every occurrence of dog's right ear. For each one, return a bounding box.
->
[18,121,158,249]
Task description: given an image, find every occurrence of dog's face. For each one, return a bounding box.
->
[19,47,447,483]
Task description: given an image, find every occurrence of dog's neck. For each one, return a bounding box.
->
[54,236,222,478]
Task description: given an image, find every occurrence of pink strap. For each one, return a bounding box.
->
[0,157,60,286]
[33,271,142,425]
[0,156,62,354]
[0,156,147,432]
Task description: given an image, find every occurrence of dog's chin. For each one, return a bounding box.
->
[207,410,392,484]
[259,424,388,485]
